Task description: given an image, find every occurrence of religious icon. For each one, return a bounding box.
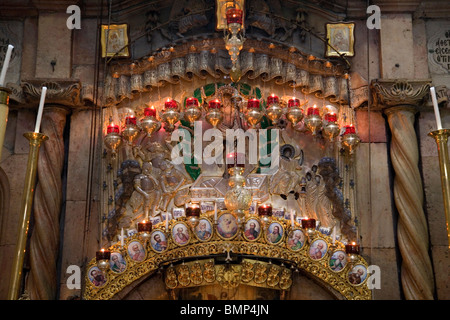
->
[329,250,347,272]
[150,230,168,253]
[101,24,130,58]
[348,264,368,286]
[243,218,261,241]
[309,239,328,260]
[325,22,355,57]
[194,218,213,241]
[127,240,146,262]
[109,252,127,273]
[172,222,191,246]
[216,212,239,240]
[265,222,284,245]
[88,266,107,287]
[287,228,305,251]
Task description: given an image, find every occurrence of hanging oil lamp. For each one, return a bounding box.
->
[286,97,304,127]
[161,98,180,133]
[183,97,202,127]
[245,98,264,128]
[265,94,283,125]
[140,105,161,137]
[122,115,140,144]
[304,105,322,135]
[205,99,223,128]
[341,124,360,154]
[322,111,340,141]
[104,123,122,158]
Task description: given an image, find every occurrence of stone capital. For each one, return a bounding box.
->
[371,79,431,113]
[18,79,82,109]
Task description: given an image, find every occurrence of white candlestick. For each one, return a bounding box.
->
[214,202,218,222]
[332,227,336,244]
[165,212,169,230]
[34,86,47,133]
[0,44,14,87]
[430,87,443,130]
[120,228,124,247]
[290,210,295,227]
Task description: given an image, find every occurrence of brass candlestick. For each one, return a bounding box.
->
[429,129,450,248]
[7,132,48,300]
[0,87,11,161]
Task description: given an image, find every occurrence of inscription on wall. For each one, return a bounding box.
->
[428,26,450,74]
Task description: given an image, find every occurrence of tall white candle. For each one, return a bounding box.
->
[34,86,47,133]
[0,44,14,87]
[120,228,124,247]
[214,202,218,222]
[430,87,443,130]
[165,212,169,230]
[332,227,336,244]
[290,210,295,227]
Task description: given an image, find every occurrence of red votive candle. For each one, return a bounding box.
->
[258,204,273,216]
[267,94,279,105]
[138,220,152,233]
[186,97,199,107]
[247,98,260,109]
[208,99,221,109]
[144,106,156,117]
[307,107,320,116]
[186,204,201,217]
[226,8,243,25]
[165,99,177,109]
[96,248,111,261]
[345,242,360,255]
[324,113,337,122]
[343,125,356,135]
[226,152,245,168]
[107,124,120,134]
[301,218,316,229]
[125,116,137,125]
[288,98,300,108]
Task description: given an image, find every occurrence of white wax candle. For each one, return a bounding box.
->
[34,86,47,133]
[0,44,14,87]
[332,227,336,244]
[121,228,124,247]
[430,87,443,130]
[290,210,295,227]
[165,212,169,229]
[214,202,218,222]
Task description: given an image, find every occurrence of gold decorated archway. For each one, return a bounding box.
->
[84,212,371,300]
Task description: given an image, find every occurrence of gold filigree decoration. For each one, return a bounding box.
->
[83,212,372,300]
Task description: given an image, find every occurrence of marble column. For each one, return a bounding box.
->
[371,79,435,300]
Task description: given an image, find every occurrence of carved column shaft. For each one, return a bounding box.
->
[372,79,434,300]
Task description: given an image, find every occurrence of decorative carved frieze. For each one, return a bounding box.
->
[371,79,431,110]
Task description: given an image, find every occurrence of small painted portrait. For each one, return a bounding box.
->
[88,266,107,287]
[127,241,146,262]
[194,218,213,241]
[309,239,328,260]
[109,252,127,273]
[329,250,347,272]
[243,218,261,241]
[287,229,305,251]
[348,264,368,285]
[217,213,239,239]
[150,230,168,253]
[266,222,284,244]
[172,222,190,246]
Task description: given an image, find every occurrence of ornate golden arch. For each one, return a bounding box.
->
[83,212,371,300]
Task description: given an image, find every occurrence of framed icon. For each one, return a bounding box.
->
[88,266,107,288]
[101,24,130,58]
[216,212,239,240]
[194,218,213,242]
[287,228,305,252]
[347,264,368,286]
[328,250,348,272]
[308,238,328,260]
[127,240,146,262]
[325,22,355,57]
[265,221,284,245]
[109,252,127,274]
[149,230,168,253]
[243,218,261,242]
[172,221,191,246]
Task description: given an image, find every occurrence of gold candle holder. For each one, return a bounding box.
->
[7,132,48,300]
[0,86,11,162]
[429,129,450,248]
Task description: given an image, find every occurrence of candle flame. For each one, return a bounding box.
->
[351,241,356,245]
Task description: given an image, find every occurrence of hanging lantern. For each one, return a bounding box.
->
[224,7,245,67]
[122,116,140,144]
[245,98,263,128]
[161,98,180,133]
[304,105,322,135]
[286,98,304,127]
[265,94,283,125]
[322,112,340,141]
[205,99,223,128]
[141,106,161,137]
[184,97,202,127]
[104,123,122,158]
[341,124,360,154]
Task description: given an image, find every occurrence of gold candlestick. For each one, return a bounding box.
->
[0,87,11,162]
[7,132,48,300]
[429,129,450,248]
